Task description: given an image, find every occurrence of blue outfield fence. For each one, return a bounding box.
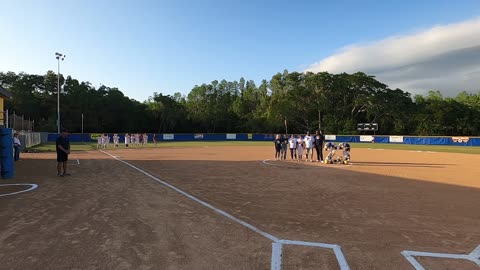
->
[46,133,480,146]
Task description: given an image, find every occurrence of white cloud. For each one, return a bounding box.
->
[306,18,480,96]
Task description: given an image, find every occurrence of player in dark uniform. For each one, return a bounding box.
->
[342,143,351,164]
[274,134,282,160]
[280,134,288,160]
[56,128,71,177]
[314,130,325,163]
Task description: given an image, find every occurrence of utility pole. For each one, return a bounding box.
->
[55,52,66,133]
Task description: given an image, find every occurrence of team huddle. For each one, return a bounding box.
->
[97,133,150,148]
[274,130,351,165]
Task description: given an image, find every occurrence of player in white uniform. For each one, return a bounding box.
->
[113,134,119,148]
[304,132,314,162]
[103,134,108,148]
[288,134,297,160]
[100,135,105,149]
[97,136,102,149]
[135,133,140,147]
[105,134,112,148]
[297,135,304,161]
[125,133,130,148]
[143,133,148,146]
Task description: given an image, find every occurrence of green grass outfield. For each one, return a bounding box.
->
[27,141,480,155]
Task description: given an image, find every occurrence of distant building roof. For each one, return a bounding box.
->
[0,85,12,99]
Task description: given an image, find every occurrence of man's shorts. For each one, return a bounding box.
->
[57,152,69,162]
[306,148,313,155]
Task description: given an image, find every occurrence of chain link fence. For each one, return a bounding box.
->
[7,113,34,131]
[0,111,47,148]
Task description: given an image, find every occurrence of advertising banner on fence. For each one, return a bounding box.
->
[325,135,336,141]
[90,133,102,140]
[248,134,253,140]
[451,137,469,143]
[360,135,374,142]
[163,134,174,140]
[264,134,275,140]
[194,134,204,140]
[226,134,236,140]
[389,136,404,143]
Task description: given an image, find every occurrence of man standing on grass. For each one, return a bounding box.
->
[56,128,71,177]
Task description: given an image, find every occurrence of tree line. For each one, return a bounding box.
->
[1,70,479,136]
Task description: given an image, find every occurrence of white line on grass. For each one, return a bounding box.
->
[100,150,350,270]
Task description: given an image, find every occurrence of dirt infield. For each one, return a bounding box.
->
[0,145,479,269]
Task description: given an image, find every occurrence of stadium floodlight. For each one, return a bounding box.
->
[55,52,66,133]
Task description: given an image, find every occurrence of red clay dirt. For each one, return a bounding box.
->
[0,145,479,270]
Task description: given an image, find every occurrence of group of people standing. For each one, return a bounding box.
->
[274,130,325,162]
[97,133,155,148]
[124,133,152,148]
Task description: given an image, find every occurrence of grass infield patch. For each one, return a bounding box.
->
[27,141,480,154]
[350,142,480,155]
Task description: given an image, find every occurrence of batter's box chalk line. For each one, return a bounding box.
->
[100,150,350,270]
[402,244,480,270]
[271,240,350,270]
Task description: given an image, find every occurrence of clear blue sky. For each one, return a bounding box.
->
[2,0,479,101]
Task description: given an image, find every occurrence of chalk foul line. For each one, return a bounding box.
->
[100,150,350,270]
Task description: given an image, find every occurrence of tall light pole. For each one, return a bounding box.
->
[81,113,84,141]
[55,52,66,134]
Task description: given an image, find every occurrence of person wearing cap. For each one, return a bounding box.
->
[56,128,71,177]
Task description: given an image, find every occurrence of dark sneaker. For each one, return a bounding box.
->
[58,174,64,177]
[64,173,71,176]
